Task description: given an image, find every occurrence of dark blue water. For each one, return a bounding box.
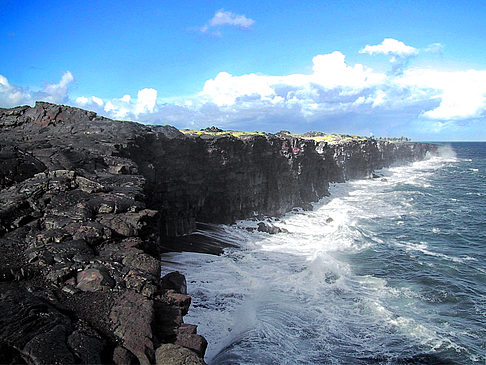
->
[163,142,486,364]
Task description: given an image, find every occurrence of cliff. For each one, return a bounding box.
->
[0,102,436,364]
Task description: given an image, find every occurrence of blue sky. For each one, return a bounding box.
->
[1,0,486,140]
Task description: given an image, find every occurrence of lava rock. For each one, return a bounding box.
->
[161,271,188,294]
[175,331,208,357]
[0,284,75,364]
[76,268,115,292]
[257,222,287,234]
[155,343,205,365]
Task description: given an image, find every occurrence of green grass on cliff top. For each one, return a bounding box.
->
[180,129,370,144]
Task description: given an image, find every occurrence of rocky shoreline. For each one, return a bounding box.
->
[0,102,436,364]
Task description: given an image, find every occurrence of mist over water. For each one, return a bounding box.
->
[162,143,486,364]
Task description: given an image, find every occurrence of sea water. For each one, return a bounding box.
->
[162,142,486,364]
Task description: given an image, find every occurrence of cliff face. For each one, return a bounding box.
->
[0,102,436,365]
[121,125,433,238]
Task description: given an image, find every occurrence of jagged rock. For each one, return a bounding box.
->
[0,284,75,364]
[0,145,46,189]
[76,268,115,292]
[178,323,198,335]
[97,209,157,237]
[155,343,205,365]
[75,176,107,193]
[122,249,161,277]
[325,217,334,224]
[46,264,78,285]
[164,290,192,316]
[257,222,287,234]
[300,202,314,211]
[201,126,223,132]
[113,346,138,365]
[175,331,208,357]
[161,271,188,294]
[0,102,436,365]
[69,222,111,245]
[110,290,154,365]
[67,325,105,364]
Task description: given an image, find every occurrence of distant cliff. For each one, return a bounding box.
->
[0,102,436,364]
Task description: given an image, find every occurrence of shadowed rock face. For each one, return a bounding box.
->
[0,102,436,364]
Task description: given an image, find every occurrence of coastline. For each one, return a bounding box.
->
[0,102,437,364]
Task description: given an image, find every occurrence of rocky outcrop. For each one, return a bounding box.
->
[0,102,437,364]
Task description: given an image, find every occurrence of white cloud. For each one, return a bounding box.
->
[360,38,419,75]
[38,71,74,103]
[360,38,418,58]
[75,88,158,120]
[135,88,157,114]
[198,51,387,115]
[398,68,486,120]
[2,39,486,138]
[209,9,255,28]
[72,44,486,127]
[0,74,32,107]
[0,71,74,108]
[199,9,255,35]
[76,95,104,107]
[424,42,444,55]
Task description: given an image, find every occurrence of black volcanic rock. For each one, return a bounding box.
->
[0,102,437,364]
[161,271,188,295]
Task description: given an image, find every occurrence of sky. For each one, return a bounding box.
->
[1,0,486,141]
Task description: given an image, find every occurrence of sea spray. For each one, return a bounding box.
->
[162,143,486,364]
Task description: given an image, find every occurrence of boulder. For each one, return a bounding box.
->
[76,268,115,292]
[161,271,187,294]
[110,290,154,365]
[155,343,205,365]
[67,327,105,364]
[257,222,287,234]
[175,331,208,357]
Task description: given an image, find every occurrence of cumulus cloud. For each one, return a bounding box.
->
[76,88,159,120]
[397,68,486,120]
[135,88,157,114]
[199,51,387,114]
[199,9,255,35]
[76,95,104,107]
[0,71,74,108]
[360,38,419,74]
[360,38,418,58]
[2,39,485,138]
[35,71,74,103]
[0,74,32,107]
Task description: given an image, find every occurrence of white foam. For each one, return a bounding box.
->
[161,151,468,363]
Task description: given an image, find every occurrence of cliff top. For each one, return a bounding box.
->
[182,127,375,143]
[1,102,411,146]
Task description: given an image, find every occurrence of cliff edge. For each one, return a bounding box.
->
[0,102,436,364]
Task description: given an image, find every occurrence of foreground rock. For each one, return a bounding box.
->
[0,102,437,364]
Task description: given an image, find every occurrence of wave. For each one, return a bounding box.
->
[162,149,484,364]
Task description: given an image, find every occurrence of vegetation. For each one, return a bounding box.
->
[179,126,410,144]
[180,127,266,138]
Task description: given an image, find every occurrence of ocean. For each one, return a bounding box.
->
[162,142,486,364]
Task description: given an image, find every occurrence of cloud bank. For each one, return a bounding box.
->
[0,71,74,108]
[1,39,485,138]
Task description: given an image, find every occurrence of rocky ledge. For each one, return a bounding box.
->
[0,102,437,364]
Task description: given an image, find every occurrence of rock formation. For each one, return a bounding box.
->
[0,102,436,364]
